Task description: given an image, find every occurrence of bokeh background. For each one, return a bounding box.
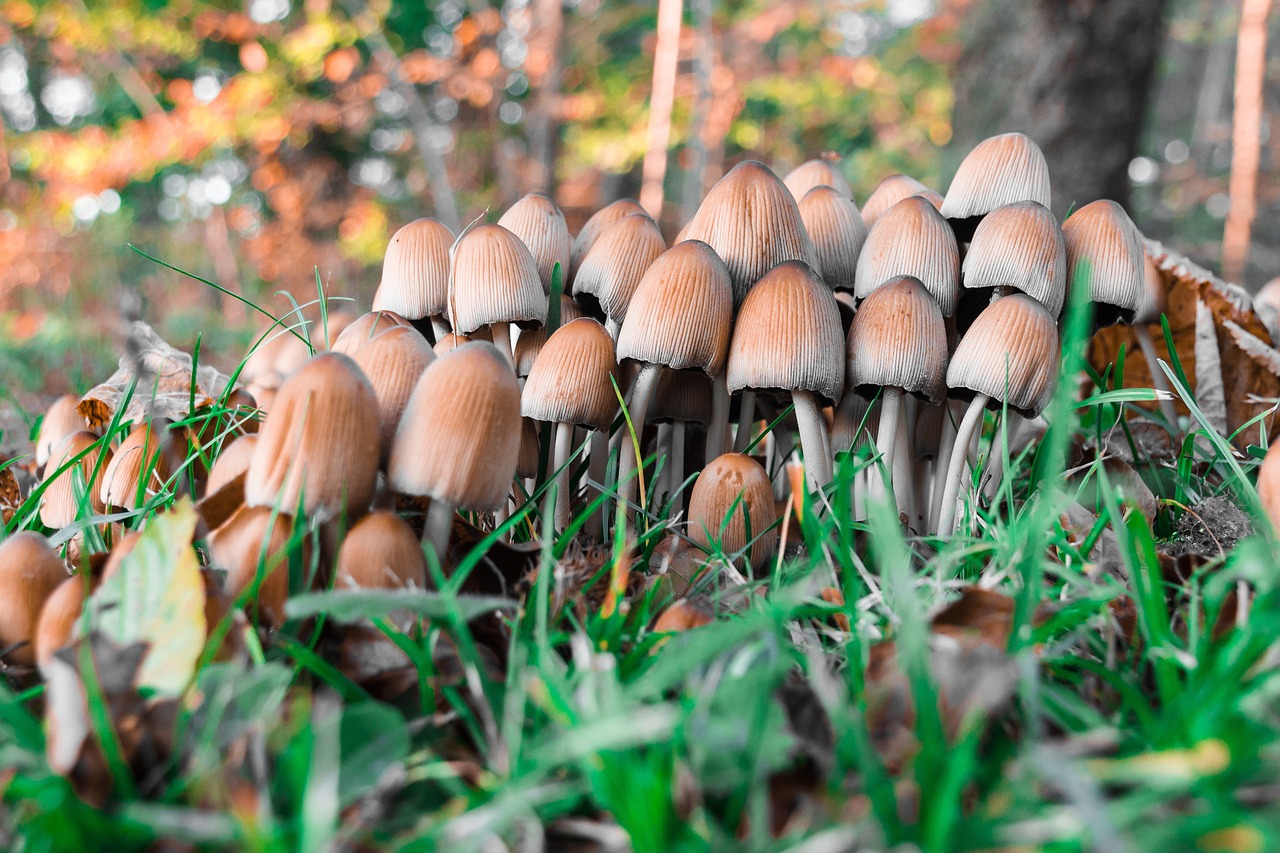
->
[0,0,1276,413]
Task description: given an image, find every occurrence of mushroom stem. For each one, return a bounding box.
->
[1134,326,1180,427]
[552,421,575,531]
[616,362,662,519]
[423,499,456,568]
[871,387,902,504]
[670,421,686,515]
[929,402,959,528]
[605,317,622,341]
[935,394,989,537]
[893,416,915,522]
[734,390,756,452]
[655,423,673,498]
[589,431,610,538]
[707,374,730,463]
[792,389,833,489]
[430,316,451,343]
[489,322,514,365]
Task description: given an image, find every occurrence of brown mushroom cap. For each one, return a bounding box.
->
[513,296,585,378]
[799,185,868,292]
[372,218,454,320]
[521,318,619,432]
[861,174,937,227]
[616,240,734,378]
[449,223,549,335]
[348,325,436,461]
[433,328,491,357]
[35,573,96,670]
[241,324,313,395]
[245,352,381,518]
[0,531,68,665]
[41,431,113,528]
[569,199,648,287]
[334,510,427,591]
[208,504,308,627]
[573,214,667,324]
[726,260,845,404]
[847,275,948,404]
[1259,438,1280,533]
[946,293,1059,417]
[962,201,1068,317]
[387,341,522,512]
[651,369,713,424]
[682,160,818,306]
[783,158,853,201]
[330,311,413,356]
[940,132,1052,220]
[855,195,960,316]
[688,452,778,570]
[100,422,180,510]
[1062,199,1145,327]
[499,192,572,291]
[36,395,89,469]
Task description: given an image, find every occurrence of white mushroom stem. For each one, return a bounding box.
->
[655,423,673,497]
[792,389,832,489]
[489,322,515,365]
[893,418,914,522]
[589,431,610,539]
[929,401,960,528]
[431,316,451,342]
[1133,325,1180,426]
[605,317,622,341]
[871,387,903,504]
[734,390,757,452]
[670,421,686,514]
[552,421,575,531]
[423,499,456,568]
[707,374,730,463]
[935,394,990,537]
[616,362,663,518]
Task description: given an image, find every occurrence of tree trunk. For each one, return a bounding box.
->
[947,0,1169,217]
[525,0,564,195]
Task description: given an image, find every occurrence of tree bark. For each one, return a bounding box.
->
[947,0,1169,217]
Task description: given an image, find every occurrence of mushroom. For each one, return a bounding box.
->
[347,325,436,463]
[209,504,310,627]
[688,452,778,572]
[330,310,413,356]
[726,260,844,489]
[241,319,315,406]
[433,329,489,357]
[650,370,714,512]
[387,341,523,562]
[372,218,455,340]
[799,185,868,293]
[861,174,942,228]
[569,199,648,290]
[1062,199,1144,328]
[100,421,182,510]
[36,395,88,470]
[940,132,1052,240]
[0,532,67,665]
[40,431,113,529]
[514,295,585,380]
[1258,438,1280,533]
[334,510,427,592]
[573,213,667,339]
[935,294,1059,536]
[783,157,853,201]
[448,223,548,365]
[855,195,960,318]
[521,318,619,530]
[499,192,572,292]
[35,572,97,672]
[961,201,1068,318]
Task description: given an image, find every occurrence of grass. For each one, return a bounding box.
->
[3,266,1280,851]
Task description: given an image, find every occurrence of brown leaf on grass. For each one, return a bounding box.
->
[1194,298,1228,435]
[78,322,232,429]
[0,461,20,524]
[930,587,1015,649]
[1058,501,1126,578]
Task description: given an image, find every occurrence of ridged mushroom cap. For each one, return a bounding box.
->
[35,573,95,670]
[387,341,522,512]
[521,318,618,431]
[513,296,585,378]
[41,431,113,528]
[962,201,1067,317]
[940,132,1052,220]
[433,328,490,357]
[846,275,948,403]
[449,223,549,335]
[36,395,88,469]
[616,240,734,378]
[349,325,436,462]
[573,214,667,324]
[0,532,67,665]
[799,186,868,292]
[854,196,960,316]
[946,293,1058,417]
[726,260,845,403]
[784,158,852,201]
[372,218,454,320]
[207,434,258,496]
[1258,439,1280,534]
[651,370,713,424]
[1133,252,1168,326]
[861,174,936,227]
[330,311,413,356]
[245,352,381,518]
[683,160,818,306]
[1062,200,1145,326]
[569,199,648,288]
[208,504,306,627]
[100,422,179,510]
[334,510,427,591]
[498,192,572,291]
[688,452,778,571]
[242,325,312,389]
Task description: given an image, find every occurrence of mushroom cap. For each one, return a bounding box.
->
[207,434,258,496]
[348,325,436,462]
[854,196,960,316]
[41,431,113,528]
[682,160,818,306]
[100,422,179,510]
[573,214,667,324]
[688,452,778,571]
[521,318,619,431]
[449,223,549,335]
[433,328,490,357]
[513,296,585,378]
[616,240,734,378]
[783,158,853,201]
[569,199,648,288]
[330,311,413,356]
[387,341,522,512]
[861,174,936,227]
[946,293,1059,417]
[846,275,948,404]
[1062,199,1145,326]
[940,132,1052,220]
[242,324,313,390]
[245,352,381,518]
[372,218,454,320]
[1133,252,1168,326]
[35,573,95,670]
[0,531,67,665]
[208,504,307,627]
[726,260,845,403]
[962,201,1068,317]
[335,510,427,591]
[1258,438,1280,534]
[36,395,88,469]
[498,192,572,291]
[799,185,868,292]
[651,369,713,424]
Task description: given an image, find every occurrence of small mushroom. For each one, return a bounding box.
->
[0,532,68,665]
[854,196,960,317]
[334,510,427,592]
[962,201,1068,318]
[372,218,455,340]
[514,296,585,380]
[35,572,96,672]
[207,434,258,497]
[799,185,868,292]
[573,214,667,339]
[1062,199,1145,328]
[940,132,1052,240]
[347,325,436,463]
[40,431,113,529]
[448,223,548,365]
[209,504,310,627]
[861,174,940,227]
[783,157,853,202]
[330,310,413,356]
[36,395,89,470]
[499,192,572,292]
[688,452,778,572]
[569,199,648,289]
[100,421,182,511]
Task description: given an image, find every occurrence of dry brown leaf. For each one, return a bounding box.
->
[1194,298,1228,435]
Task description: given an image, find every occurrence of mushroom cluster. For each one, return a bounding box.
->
[3,140,1167,666]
